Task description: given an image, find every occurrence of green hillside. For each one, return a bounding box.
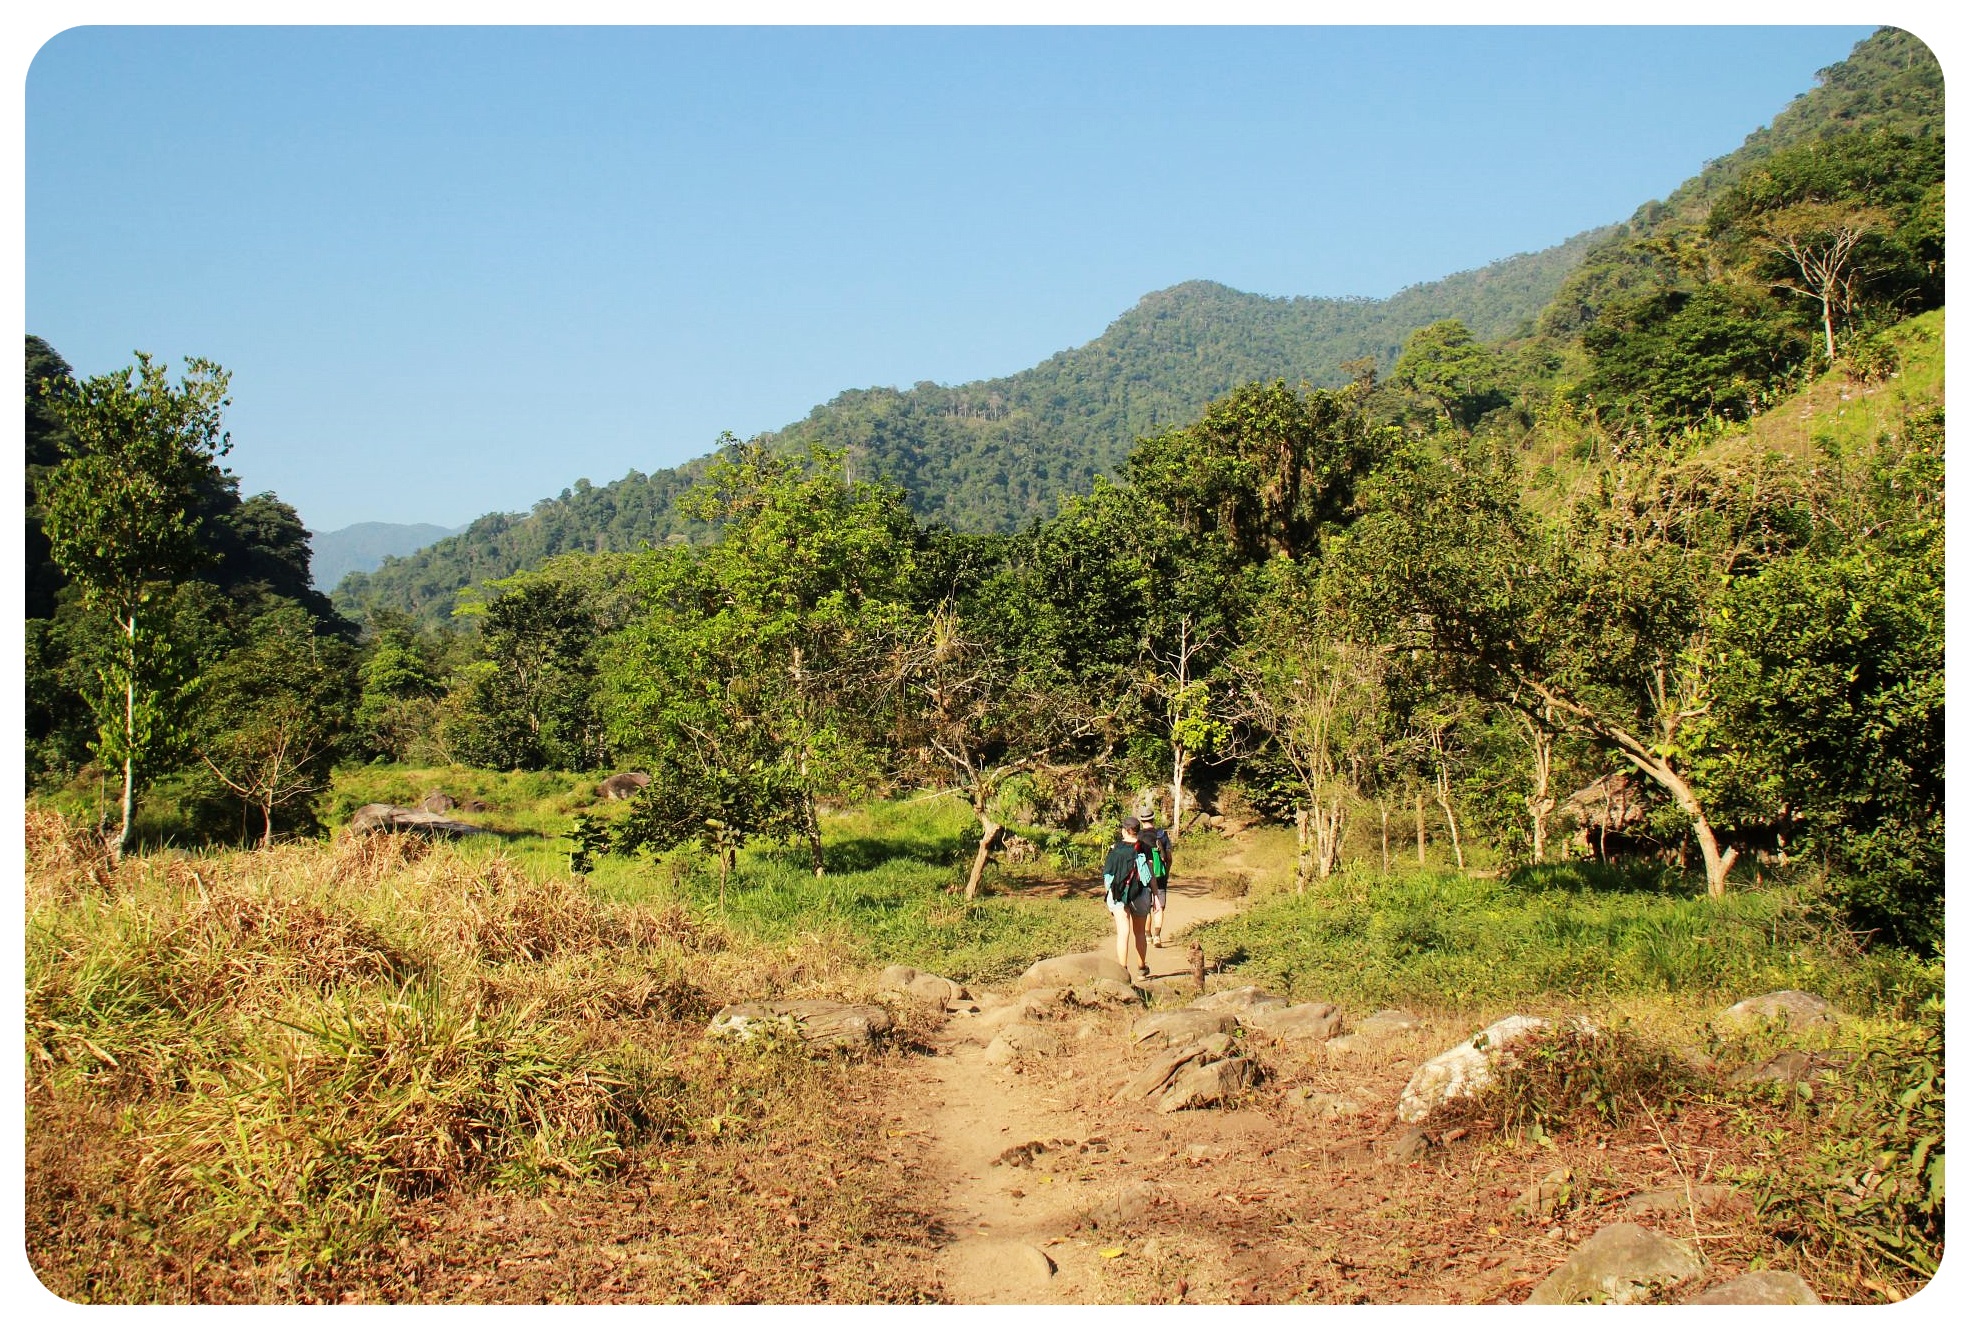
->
[334,232,1606,626]
[335,26,1938,630]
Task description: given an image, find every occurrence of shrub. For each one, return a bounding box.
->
[1459,1024,1699,1138]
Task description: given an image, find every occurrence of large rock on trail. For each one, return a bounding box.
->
[1156,1056,1258,1113]
[1130,1008,1239,1048]
[706,1000,892,1053]
[597,771,652,801]
[1687,1271,1821,1305]
[1117,1033,1234,1101]
[879,964,970,1006]
[1018,951,1131,990]
[1718,990,1843,1030]
[1395,1014,1551,1122]
[1189,985,1289,1015]
[1525,1223,1703,1304]
[1240,1001,1344,1044]
[347,803,493,838]
[1353,1008,1423,1040]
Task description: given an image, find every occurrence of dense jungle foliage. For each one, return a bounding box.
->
[23,29,1944,961]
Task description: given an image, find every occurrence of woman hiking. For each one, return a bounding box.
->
[1103,815,1157,980]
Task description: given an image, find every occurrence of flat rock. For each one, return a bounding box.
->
[1511,1167,1574,1221]
[1019,951,1131,990]
[1117,1034,1233,1101]
[1718,990,1842,1030]
[983,1021,1063,1065]
[878,964,970,1006]
[1085,1181,1162,1230]
[706,1000,892,1053]
[1625,1185,1738,1219]
[1396,1014,1551,1122]
[347,803,493,838]
[1354,1008,1423,1040]
[1286,1088,1365,1120]
[1241,1001,1344,1043]
[1688,1271,1821,1305]
[1385,1126,1437,1162]
[1728,1050,1824,1086]
[941,1238,1056,1303]
[1189,985,1289,1014]
[1130,1008,1238,1048]
[1525,1223,1703,1305]
[1155,1056,1257,1113]
[1070,977,1144,1007]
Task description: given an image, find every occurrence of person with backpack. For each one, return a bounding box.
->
[1139,809,1174,947]
[1103,815,1156,980]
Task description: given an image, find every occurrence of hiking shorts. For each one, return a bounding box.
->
[1107,891,1151,918]
[1149,880,1168,912]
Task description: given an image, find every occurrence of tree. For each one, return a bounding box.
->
[193,604,356,847]
[1147,614,1227,843]
[1392,320,1508,431]
[1753,202,1891,365]
[1229,564,1391,890]
[38,354,233,856]
[613,730,803,909]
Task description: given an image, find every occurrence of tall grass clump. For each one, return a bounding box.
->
[25,809,884,1297]
[1192,863,1940,1017]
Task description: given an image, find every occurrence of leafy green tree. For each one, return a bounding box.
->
[603,443,921,875]
[613,730,803,908]
[37,354,233,856]
[1392,319,1507,431]
[1127,380,1392,568]
[353,615,443,762]
[192,603,357,846]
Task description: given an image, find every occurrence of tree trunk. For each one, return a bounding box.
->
[1414,792,1426,865]
[1434,782,1465,872]
[1292,807,1312,895]
[718,846,734,911]
[117,610,136,861]
[964,817,1002,900]
[1822,293,1838,366]
[1380,802,1389,875]
[1170,746,1189,845]
[260,802,275,850]
[1314,799,1344,879]
[802,792,825,878]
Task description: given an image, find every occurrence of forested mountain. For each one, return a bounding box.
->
[310,522,461,590]
[333,231,1611,624]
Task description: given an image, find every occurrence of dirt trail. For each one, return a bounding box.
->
[909,875,1246,1303]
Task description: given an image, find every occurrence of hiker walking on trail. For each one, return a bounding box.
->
[1104,815,1156,980]
[1140,810,1173,947]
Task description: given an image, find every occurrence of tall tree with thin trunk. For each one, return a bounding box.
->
[38,354,231,858]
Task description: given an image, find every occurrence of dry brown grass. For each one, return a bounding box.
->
[25,810,938,1304]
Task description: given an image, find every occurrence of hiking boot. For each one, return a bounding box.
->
[1138,966,1152,981]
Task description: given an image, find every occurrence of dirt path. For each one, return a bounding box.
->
[909,874,1246,1303]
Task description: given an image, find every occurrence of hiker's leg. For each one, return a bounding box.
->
[1150,885,1167,943]
[1112,905,1131,968]
[1130,910,1151,971]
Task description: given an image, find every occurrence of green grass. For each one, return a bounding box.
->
[1192,862,1940,1019]
[321,771,1107,985]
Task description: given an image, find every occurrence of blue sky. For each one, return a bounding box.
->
[28,24,1876,533]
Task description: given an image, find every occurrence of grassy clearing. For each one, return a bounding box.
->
[24,807,943,1303]
[1739,307,1944,461]
[1192,862,1940,1020]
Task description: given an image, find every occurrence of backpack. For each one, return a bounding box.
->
[1109,843,1152,906]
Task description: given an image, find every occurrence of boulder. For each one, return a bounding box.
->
[1019,951,1131,991]
[597,772,652,801]
[1117,1034,1233,1101]
[1131,1007,1239,1048]
[878,964,970,1006]
[1525,1223,1703,1305]
[1354,1008,1424,1040]
[706,1000,892,1053]
[984,1022,1062,1065]
[1718,990,1842,1030]
[347,803,493,839]
[1688,1271,1820,1305]
[417,791,457,813]
[1155,1056,1258,1113]
[1071,977,1144,1007]
[1241,1002,1344,1043]
[1396,1014,1551,1122]
[1189,985,1289,1015]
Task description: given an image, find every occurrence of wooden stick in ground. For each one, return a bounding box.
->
[1190,943,1206,992]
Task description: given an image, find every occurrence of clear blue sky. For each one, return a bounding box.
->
[28,25,1876,533]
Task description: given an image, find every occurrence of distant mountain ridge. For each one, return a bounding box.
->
[332,229,1610,625]
[311,521,460,590]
